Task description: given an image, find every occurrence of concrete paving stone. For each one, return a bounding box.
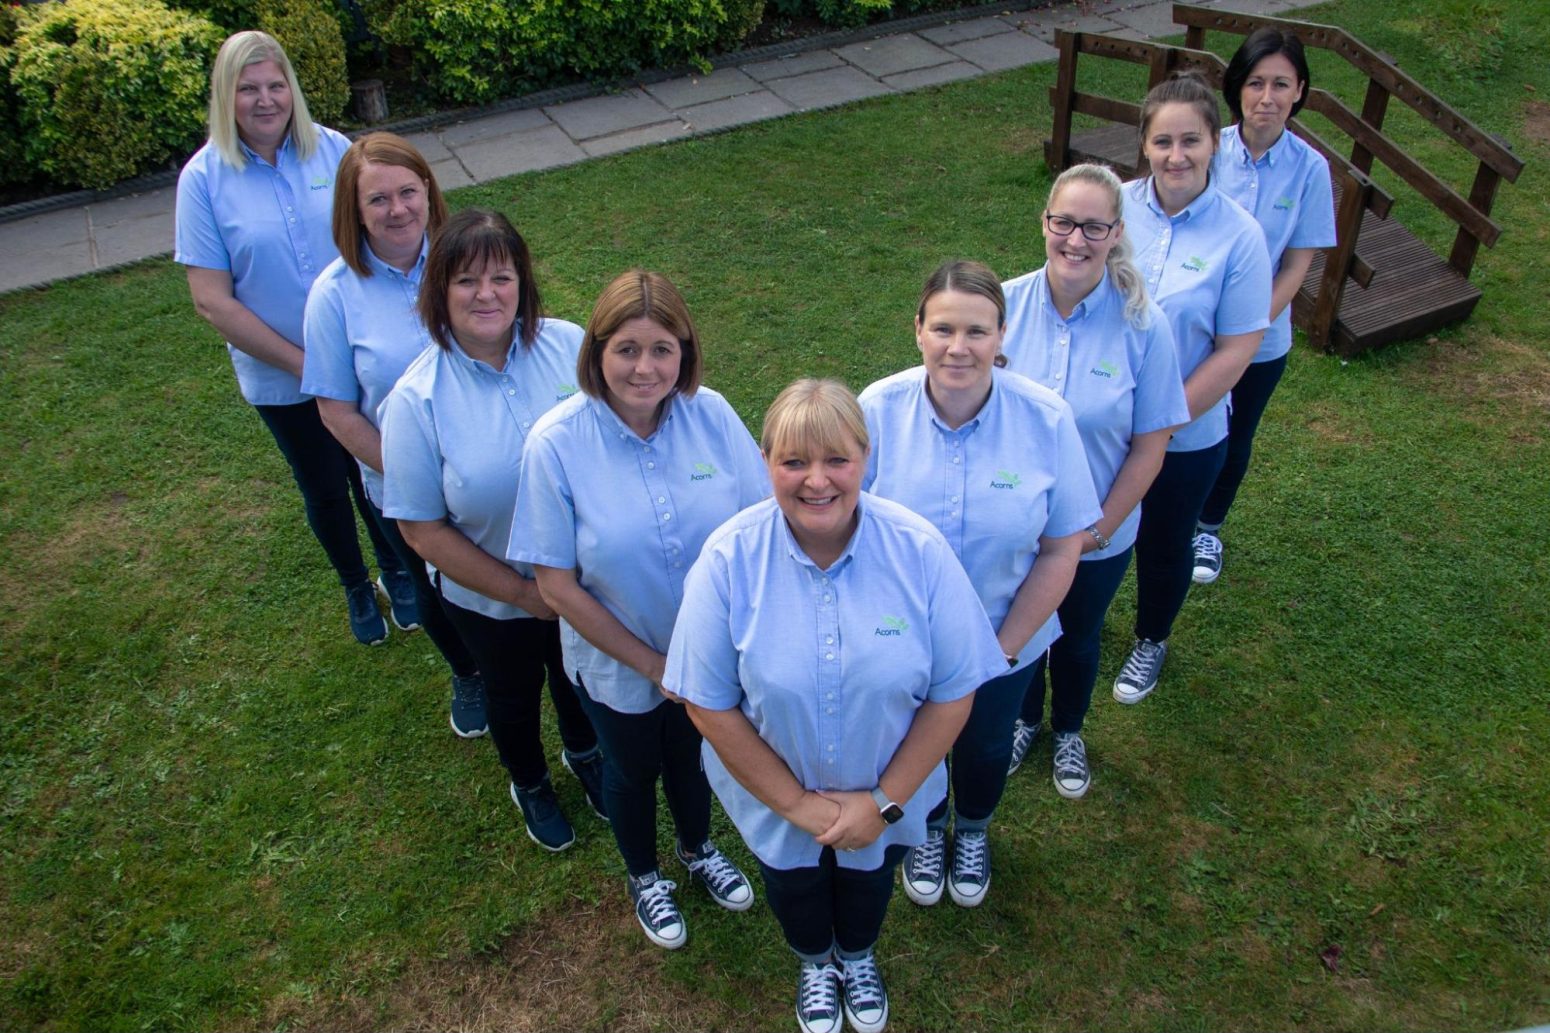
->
[834,33,955,78]
[1107,2,1185,38]
[764,65,893,111]
[1104,24,1152,41]
[429,157,474,191]
[948,29,1058,72]
[580,120,692,158]
[0,213,93,292]
[90,188,176,267]
[644,66,761,109]
[437,107,551,147]
[1037,11,1128,37]
[679,90,796,132]
[740,49,844,83]
[454,124,587,181]
[1198,0,1295,12]
[545,88,675,141]
[881,60,985,91]
[403,131,452,163]
[919,15,1019,45]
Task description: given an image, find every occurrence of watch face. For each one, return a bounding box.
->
[880,802,904,824]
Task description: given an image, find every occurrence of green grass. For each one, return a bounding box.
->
[3,0,1549,1029]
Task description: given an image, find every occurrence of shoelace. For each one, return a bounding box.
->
[1119,641,1163,685]
[841,955,884,1010]
[1193,533,1222,560]
[637,878,680,926]
[452,675,482,705]
[908,831,945,882]
[347,582,378,620]
[798,962,840,1016]
[953,832,988,881]
[1053,734,1087,776]
[687,849,744,897]
[1011,721,1038,762]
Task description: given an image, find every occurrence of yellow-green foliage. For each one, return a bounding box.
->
[10,0,223,190]
[0,5,24,186]
[256,0,350,125]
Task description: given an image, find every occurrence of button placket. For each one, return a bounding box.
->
[813,570,842,774]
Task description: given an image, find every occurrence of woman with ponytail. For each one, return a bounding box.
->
[1000,163,1190,796]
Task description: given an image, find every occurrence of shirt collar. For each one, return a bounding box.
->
[779,495,863,573]
[1039,265,1110,324]
[1142,175,1219,223]
[362,234,429,283]
[1236,125,1290,168]
[448,323,523,375]
[238,132,294,168]
[590,391,678,443]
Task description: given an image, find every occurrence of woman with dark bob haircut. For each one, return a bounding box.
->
[1190,28,1335,587]
[302,133,490,741]
[176,31,404,648]
[512,269,767,951]
[378,208,606,853]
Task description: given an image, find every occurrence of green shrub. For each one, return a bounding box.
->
[770,0,892,28]
[161,0,261,34]
[383,0,766,106]
[10,0,223,190]
[0,5,26,188]
[256,0,350,124]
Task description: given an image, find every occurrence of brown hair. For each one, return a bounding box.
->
[333,133,448,276]
[577,269,703,401]
[916,259,1009,368]
[1139,70,1222,142]
[417,208,543,351]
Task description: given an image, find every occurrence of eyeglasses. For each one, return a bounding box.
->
[1043,212,1119,242]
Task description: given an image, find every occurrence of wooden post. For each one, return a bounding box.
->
[351,79,389,124]
[1448,161,1502,276]
[1046,31,1079,173]
[1349,78,1389,175]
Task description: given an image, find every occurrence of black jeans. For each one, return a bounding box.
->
[363,498,477,678]
[438,598,597,788]
[1023,548,1134,733]
[573,687,710,877]
[759,845,907,960]
[1200,354,1289,529]
[1134,441,1227,643]
[254,400,396,586]
[927,665,1036,829]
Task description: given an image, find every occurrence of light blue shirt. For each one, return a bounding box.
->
[1122,177,1272,452]
[174,127,351,406]
[511,389,771,714]
[378,319,584,619]
[1214,125,1337,362]
[301,237,433,505]
[1001,267,1190,558]
[858,367,1101,664]
[664,494,1005,871]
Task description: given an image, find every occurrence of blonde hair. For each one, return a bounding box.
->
[208,30,318,169]
[1047,163,1151,328]
[760,379,869,461]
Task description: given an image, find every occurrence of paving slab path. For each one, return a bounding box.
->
[0,0,1316,295]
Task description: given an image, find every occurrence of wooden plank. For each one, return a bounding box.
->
[1071,93,1143,126]
[1349,79,1389,175]
[1047,30,1080,173]
[1066,125,1145,179]
[1449,163,1502,275]
[1290,118,1394,218]
[1171,2,1522,180]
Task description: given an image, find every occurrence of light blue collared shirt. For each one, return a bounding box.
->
[301,236,433,505]
[664,494,1006,871]
[858,367,1101,663]
[378,319,584,619]
[1214,125,1337,362]
[1122,177,1272,452]
[511,389,770,714]
[174,127,351,406]
[1001,267,1191,558]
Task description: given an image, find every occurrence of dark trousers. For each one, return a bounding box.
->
[1023,548,1134,734]
[362,498,478,678]
[254,400,396,586]
[574,687,710,877]
[439,598,597,788]
[1200,354,1288,529]
[1134,441,1227,643]
[759,845,907,960]
[928,665,1036,828]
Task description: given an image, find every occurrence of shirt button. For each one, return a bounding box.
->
[661,512,672,522]
[822,595,831,603]
[824,652,834,661]
[521,421,530,428]
[826,707,836,715]
[825,636,834,645]
[952,456,961,464]
[950,495,959,504]
[657,496,666,504]
[826,693,835,701]
[507,389,516,396]
[646,462,656,470]
[826,743,835,752]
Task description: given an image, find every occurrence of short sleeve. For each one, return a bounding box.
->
[722,400,772,508]
[1289,156,1337,250]
[173,159,230,272]
[924,539,1004,702]
[378,384,448,521]
[1044,406,1102,538]
[508,432,579,569]
[663,545,745,710]
[1130,312,1188,436]
[300,275,360,404]
[1215,220,1273,337]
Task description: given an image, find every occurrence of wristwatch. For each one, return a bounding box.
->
[870,786,904,824]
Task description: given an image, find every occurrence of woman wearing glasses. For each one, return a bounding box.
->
[1001,164,1189,795]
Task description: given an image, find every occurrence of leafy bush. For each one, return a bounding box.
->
[382,0,768,106]
[0,5,25,187]
[769,0,893,28]
[9,0,223,190]
[160,0,261,34]
[256,0,350,124]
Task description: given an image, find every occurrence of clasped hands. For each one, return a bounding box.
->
[790,789,886,852]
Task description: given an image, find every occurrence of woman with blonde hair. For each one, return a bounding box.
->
[1001,163,1189,795]
[176,31,405,646]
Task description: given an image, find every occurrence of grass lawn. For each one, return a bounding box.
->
[2,0,1548,1029]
